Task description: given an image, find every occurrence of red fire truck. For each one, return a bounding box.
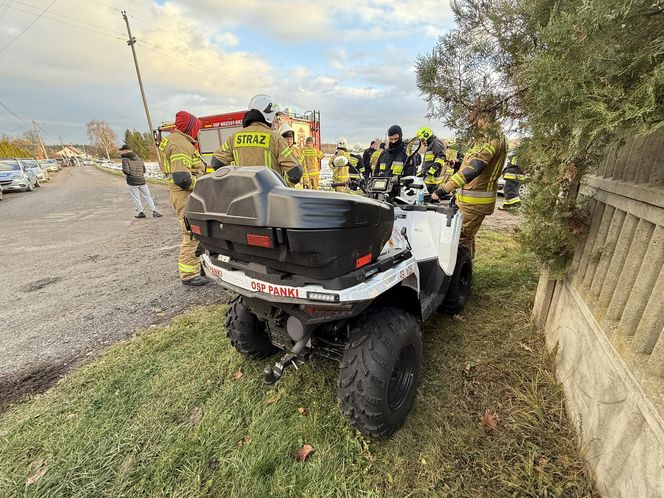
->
[157,109,321,165]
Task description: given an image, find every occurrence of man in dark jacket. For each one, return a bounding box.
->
[120,144,161,219]
[373,125,413,177]
[362,138,379,177]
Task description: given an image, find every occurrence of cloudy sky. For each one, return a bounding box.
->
[0,0,454,146]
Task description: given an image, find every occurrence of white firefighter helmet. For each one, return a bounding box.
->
[278,123,294,137]
[336,137,348,149]
[354,142,364,152]
[248,94,281,124]
[332,155,349,168]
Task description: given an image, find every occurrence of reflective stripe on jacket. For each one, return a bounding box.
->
[439,130,507,215]
[159,129,205,192]
[211,122,301,186]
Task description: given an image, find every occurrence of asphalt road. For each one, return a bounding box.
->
[0,166,228,407]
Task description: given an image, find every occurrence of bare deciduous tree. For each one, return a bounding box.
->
[86,120,117,160]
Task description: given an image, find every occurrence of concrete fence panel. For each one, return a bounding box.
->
[533,128,664,497]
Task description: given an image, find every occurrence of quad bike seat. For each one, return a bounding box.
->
[185,166,395,280]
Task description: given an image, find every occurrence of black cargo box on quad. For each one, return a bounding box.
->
[185,166,394,280]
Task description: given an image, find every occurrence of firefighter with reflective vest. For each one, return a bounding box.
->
[210,94,302,187]
[416,126,449,193]
[431,110,507,258]
[499,155,526,210]
[329,137,351,192]
[349,143,365,182]
[369,142,385,174]
[300,136,324,189]
[374,125,414,177]
[278,123,308,188]
[159,110,208,286]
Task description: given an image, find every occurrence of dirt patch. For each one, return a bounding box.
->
[0,362,68,408]
[20,276,63,293]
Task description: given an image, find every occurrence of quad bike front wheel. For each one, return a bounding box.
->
[225,296,277,358]
[439,246,472,315]
[338,307,422,439]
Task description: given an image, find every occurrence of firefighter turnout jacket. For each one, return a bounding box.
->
[374,144,412,177]
[421,136,448,188]
[212,122,302,186]
[301,144,324,189]
[159,129,206,192]
[434,129,508,215]
[329,149,351,188]
[349,153,364,180]
[502,159,526,207]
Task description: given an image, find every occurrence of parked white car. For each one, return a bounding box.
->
[22,159,49,183]
[0,159,40,192]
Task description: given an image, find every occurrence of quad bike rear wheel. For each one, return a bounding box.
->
[438,246,472,315]
[225,296,277,358]
[338,307,422,439]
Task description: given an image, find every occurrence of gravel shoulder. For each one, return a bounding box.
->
[0,166,228,407]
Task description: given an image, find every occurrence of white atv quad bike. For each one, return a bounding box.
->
[184,140,472,438]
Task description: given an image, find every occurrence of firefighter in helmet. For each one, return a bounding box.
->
[329,137,351,192]
[159,110,208,286]
[279,123,308,188]
[431,108,508,258]
[300,136,324,189]
[415,126,449,193]
[349,143,365,182]
[211,94,302,186]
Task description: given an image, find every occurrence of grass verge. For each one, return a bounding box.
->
[0,230,595,497]
[95,164,169,185]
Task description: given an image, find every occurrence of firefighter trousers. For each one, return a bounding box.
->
[308,174,319,190]
[170,189,200,281]
[458,203,486,259]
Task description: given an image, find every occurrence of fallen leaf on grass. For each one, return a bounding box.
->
[295,444,315,462]
[452,314,466,322]
[237,435,252,447]
[26,459,48,486]
[189,406,203,425]
[232,370,243,380]
[297,407,308,416]
[480,409,500,432]
[266,392,282,405]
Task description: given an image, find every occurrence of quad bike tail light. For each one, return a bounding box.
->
[190,224,201,235]
[246,233,273,248]
[355,252,372,269]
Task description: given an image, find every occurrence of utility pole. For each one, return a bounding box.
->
[59,136,67,159]
[32,121,48,159]
[121,11,162,168]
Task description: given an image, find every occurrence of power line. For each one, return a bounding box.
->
[91,0,119,12]
[0,99,29,123]
[8,0,126,37]
[0,108,25,128]
[136,39,258,89]
[3,3,125,39]
[0,0,57,55]
[0,0,13,18]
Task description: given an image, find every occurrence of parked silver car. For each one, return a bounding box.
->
[22,159,49,183]
[39,159,61,173]
[0,159,40,192]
